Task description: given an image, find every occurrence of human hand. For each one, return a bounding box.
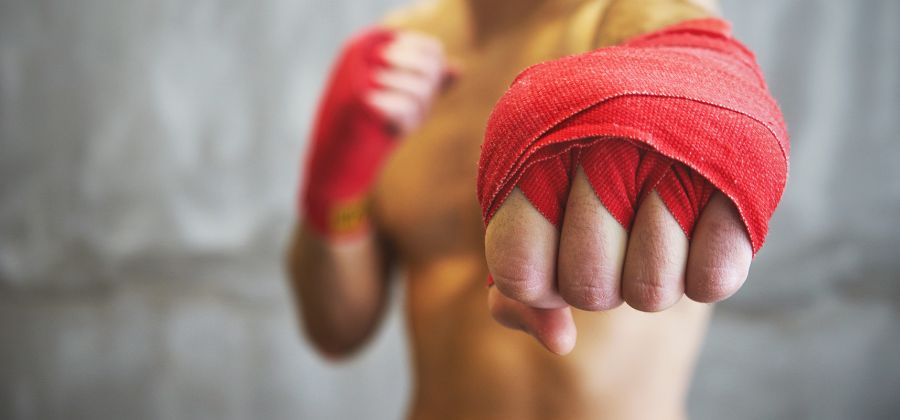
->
[485,170,751,355]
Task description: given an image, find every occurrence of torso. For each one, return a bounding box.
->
[372,1,714,418]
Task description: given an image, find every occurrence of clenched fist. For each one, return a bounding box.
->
[478,19,789,355]
[302,28,452,236]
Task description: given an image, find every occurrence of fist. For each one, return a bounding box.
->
[477,19,789,356]
[366,31,452,136]
[485,169,752,355]
[302,28,453,236]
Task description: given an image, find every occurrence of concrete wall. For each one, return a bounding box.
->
[1,0,898,419]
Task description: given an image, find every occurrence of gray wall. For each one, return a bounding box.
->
[1,1,898,419]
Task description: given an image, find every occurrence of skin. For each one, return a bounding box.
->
[289,0,754,418]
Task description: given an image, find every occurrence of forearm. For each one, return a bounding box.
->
[290,27,447,358]
[287,222,390,357]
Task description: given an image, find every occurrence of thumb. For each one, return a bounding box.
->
[488,286,577,355]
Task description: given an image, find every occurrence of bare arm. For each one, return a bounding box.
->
[287,28,449,358]
[287,223,391,358]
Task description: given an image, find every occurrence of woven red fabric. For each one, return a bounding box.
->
[478,18,789,255]
[302,28,396,236]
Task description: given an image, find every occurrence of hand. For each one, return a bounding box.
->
[478,19,788,356]
[485,168,752,355]
[302,28,452,236]
[366,31,453,136]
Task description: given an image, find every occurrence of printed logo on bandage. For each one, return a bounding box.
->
[328,198,370,235]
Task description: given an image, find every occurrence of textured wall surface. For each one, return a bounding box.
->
[1,1,898,419]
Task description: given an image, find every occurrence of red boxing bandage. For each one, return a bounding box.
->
[302,28,396,237]
[478,19,789,256]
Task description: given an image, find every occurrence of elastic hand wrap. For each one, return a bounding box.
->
[302,28,396,237]
[478,18,789,256]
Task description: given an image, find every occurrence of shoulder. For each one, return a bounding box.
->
[377,1,464,51]
[380,1,454,35]
[593,0,720,47]
[557,0,718,53]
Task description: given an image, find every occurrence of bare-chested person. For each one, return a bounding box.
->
[288,1,782,419]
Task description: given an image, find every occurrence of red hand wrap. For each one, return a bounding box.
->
[478,19,789,261]
[302,28,396,236]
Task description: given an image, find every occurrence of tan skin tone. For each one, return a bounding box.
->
[289,0,754,418]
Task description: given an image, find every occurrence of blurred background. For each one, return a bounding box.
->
[1,0,898,419]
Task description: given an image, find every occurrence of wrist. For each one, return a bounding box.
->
[303,193,375,240]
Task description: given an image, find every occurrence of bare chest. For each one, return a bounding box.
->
[371,45,542,262]
[371,17,597,263]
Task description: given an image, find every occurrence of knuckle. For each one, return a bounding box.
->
[394,95,419,114]
[364,92,392,116]
[414,79,436,99]
[486,241,549,304]
[624,275,677,312]
[381,44,400,63]
[418,55,442,75]
[411,33,443,53]
[632,218,668,250]
[559,265,621,311]
[491,262,547,304]
[372,70,388,84]
[484,194,556,305]
[561,281,621,311]
[686,265,746,303]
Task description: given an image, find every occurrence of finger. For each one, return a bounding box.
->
[485,188,567,309]
[622,191,689,312]
[685,192,752,303]
[392,32,458,90]
[394,31,445,60]
[558,167,627,311]
[382,40,445,84]
[364,90,422,135]
[374,70,435,107]
[488,286,576,355]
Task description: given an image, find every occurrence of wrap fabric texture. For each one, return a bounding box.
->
[478,19,789,267]
[302,28,396,236]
